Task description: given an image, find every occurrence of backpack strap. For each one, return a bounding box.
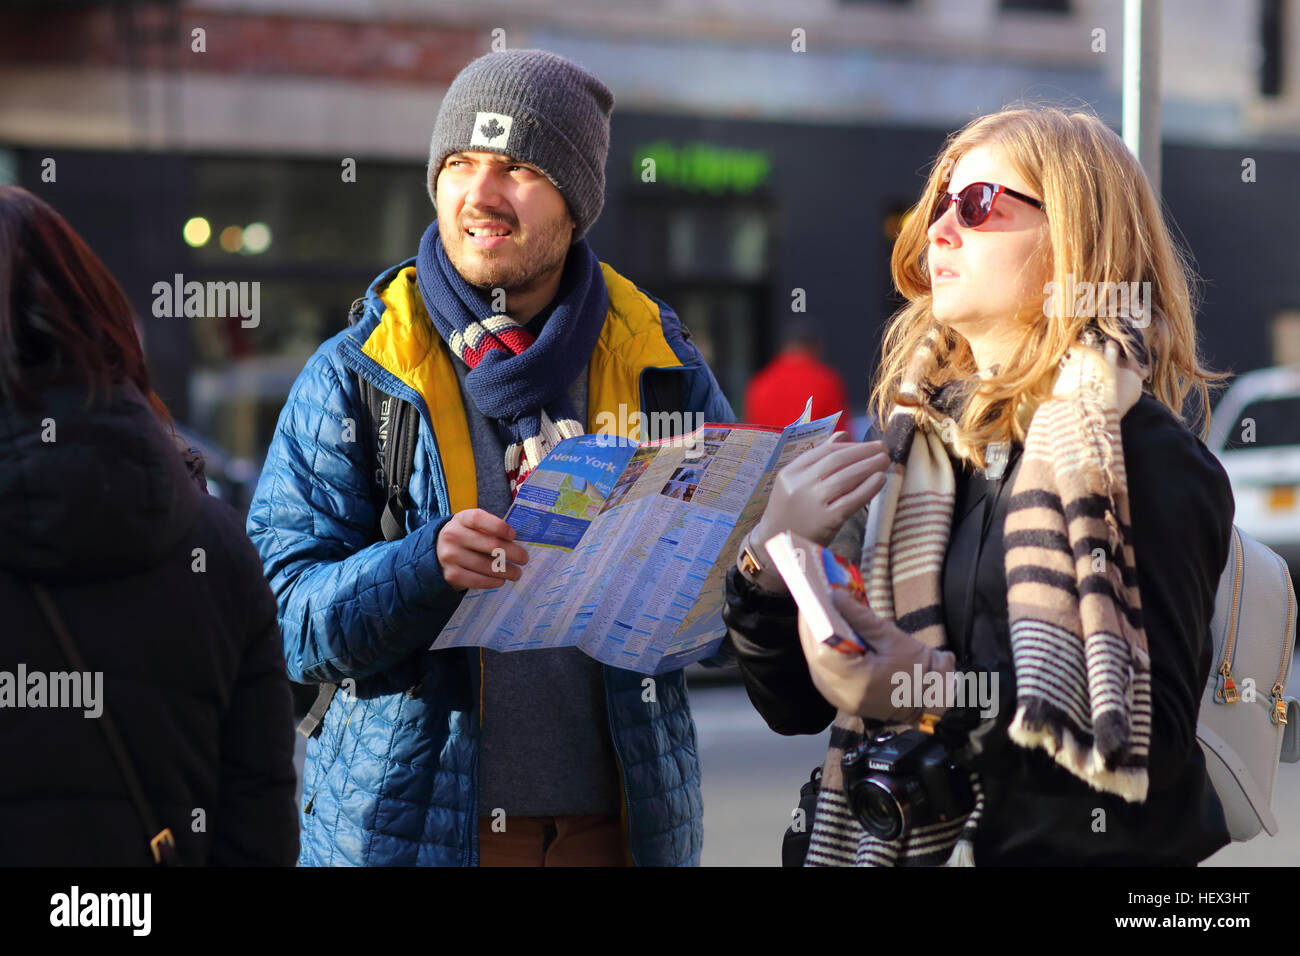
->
[296,683,339,740]
[377,392,419,542]
[296,298,420,740]
[345,295,419,541]
[26,579,178,865]
[1197,721,1279,835]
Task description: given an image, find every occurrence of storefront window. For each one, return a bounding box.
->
[181,156,428,462]
[621,190,775,408]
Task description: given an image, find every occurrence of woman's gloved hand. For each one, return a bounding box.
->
[738,433,889,593]
[797,588,957,723]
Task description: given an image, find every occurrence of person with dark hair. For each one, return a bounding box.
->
[0,185,299,865]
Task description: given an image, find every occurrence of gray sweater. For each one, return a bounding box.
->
[449,334,623,819]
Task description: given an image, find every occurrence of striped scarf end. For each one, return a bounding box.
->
[1009,705,1149,802]
[942,838,976,867]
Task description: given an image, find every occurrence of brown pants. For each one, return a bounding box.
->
[477,813,628,867]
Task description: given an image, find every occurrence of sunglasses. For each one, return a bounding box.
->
[930,182,1045,228]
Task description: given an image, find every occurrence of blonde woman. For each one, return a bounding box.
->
[725,106,1234,866]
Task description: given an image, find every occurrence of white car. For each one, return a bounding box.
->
[1207,365,1300,585]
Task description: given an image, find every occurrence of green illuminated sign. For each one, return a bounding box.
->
[634,140,771,194]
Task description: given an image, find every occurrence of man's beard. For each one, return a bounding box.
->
[439,211,572,296]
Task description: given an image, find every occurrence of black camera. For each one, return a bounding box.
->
[840,729,975,841]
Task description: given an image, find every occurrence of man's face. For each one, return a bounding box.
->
[435,150,576,294]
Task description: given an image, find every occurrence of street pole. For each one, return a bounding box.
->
[1123,0,1162,195]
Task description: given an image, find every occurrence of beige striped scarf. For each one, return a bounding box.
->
[806,323,1150,867]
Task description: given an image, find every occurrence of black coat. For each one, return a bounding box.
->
[725,393,1233,865]
[0,383,298,865]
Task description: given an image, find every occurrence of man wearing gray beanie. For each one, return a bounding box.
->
[247,49,735,869]
[426,47,612,243]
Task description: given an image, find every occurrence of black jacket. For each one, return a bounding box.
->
[725,393,1233,865]
[0,383,298,865]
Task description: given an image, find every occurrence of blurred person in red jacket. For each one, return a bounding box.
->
[744,321,848,427]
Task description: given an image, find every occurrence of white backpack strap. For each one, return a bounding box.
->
[1196,720,1279,836]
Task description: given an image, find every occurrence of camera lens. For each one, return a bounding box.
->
[856,779,910,841]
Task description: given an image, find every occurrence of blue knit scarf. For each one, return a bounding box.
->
[415,222,609,495]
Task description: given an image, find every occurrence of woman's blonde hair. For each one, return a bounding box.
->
[870,105,1229,468]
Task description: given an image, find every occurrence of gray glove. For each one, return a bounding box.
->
[739,433,889,593]
[797,588,957,723]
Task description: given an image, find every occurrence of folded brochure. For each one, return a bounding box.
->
[763,530,869,654]
[430,399,840,674]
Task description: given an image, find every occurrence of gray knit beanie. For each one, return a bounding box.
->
[427,49,614,242]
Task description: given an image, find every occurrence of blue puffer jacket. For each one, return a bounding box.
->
[247,256,735,866]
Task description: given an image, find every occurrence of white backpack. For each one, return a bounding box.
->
[1196,525,1299,840]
